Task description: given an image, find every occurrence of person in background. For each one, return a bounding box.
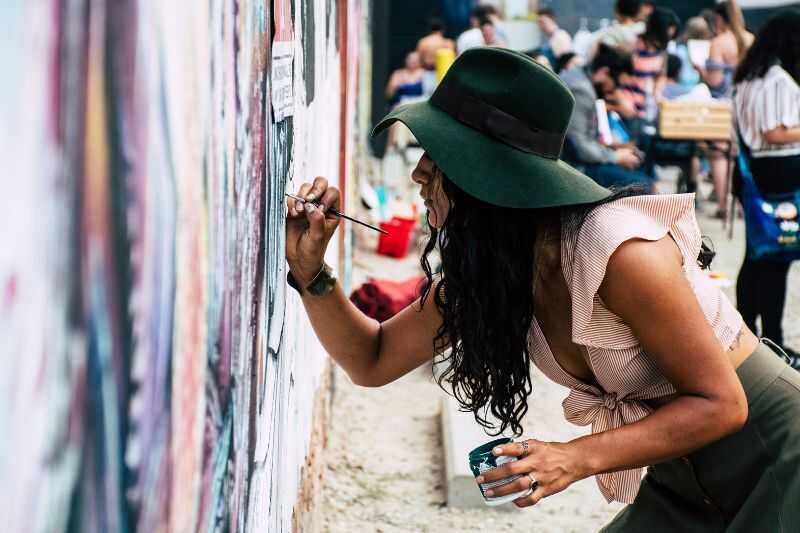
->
[416,18,455,71]
[699,8,717,38]
[591,0,645,57]
[456,5,507,55]
[619,6,678,181]
[627,7,680,120]
[384,51,426,152]
[695,0,754,218]
[607,78,639,121]
[537,8,572,68]
[661,54,692,100]
[481,4,509,44]
[675,17,714,89]
[457,5,489,54]
[656,53,706,196]
[733,9,800,362]
[526,48,553,70]
[555,51,582,74]
[385,51,425,107]
[696,0,753,99]
[479,15,503,48]
[637,0,655,23]
[560,44,652,189]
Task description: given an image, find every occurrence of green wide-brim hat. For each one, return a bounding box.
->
[372,47,612,209]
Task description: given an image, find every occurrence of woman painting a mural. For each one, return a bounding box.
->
[285,48,800,530]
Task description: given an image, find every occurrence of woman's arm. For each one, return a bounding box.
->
[696,37,725,89]
[385,71,401,100]
[765,126,800,145]
[298,282,444,387]
[569,237,748,473]
[286,177,442,387]
[480,236,748,506]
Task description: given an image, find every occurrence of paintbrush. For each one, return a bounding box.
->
[285,193,390,235]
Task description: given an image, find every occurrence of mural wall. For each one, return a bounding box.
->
[0,0,363,532]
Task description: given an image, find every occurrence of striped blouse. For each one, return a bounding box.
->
[528,194,743,504]
[625,38,665,117]
[734,64,800,158]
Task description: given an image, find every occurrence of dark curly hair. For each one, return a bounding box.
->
[734,9,800,86]
[419,173,714,436]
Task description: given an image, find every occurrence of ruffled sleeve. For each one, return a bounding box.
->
[567,194,700,348]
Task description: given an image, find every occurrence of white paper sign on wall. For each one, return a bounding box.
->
[272,41,294,122]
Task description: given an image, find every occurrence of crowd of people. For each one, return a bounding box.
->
[383,0,800,360]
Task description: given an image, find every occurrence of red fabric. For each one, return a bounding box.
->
[349,276,425,322]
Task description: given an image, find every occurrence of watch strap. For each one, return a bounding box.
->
[306,262,336,296]
[286,263,336,296]
[287,269,303,294]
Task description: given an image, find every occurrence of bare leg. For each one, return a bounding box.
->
[710,146,728,217]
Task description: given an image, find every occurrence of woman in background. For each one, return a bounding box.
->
[384,50,425,150]
[675,16,714,89]
[628,6,680,119]
[698,0,753,98]
[385,50,425,108]
[733,9,800,362]
[696,0,754,219]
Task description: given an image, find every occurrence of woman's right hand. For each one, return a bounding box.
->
[286,176,341,287]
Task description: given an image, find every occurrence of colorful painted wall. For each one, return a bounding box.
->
[0,0,364,531]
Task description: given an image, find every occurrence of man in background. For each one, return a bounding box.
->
[537,8,572,67]
[416,18,455,70]
[560,44,653,189]
[479,15,503,48]
[592,0,645,56]
[456,4,507,54]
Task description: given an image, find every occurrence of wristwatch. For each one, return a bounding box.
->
[287,263,337,296]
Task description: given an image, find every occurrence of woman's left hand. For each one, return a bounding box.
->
[475,439,587,508]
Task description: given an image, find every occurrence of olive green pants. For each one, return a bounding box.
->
[602,341,800,532]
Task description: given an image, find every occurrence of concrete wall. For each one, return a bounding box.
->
[0,0,364,532]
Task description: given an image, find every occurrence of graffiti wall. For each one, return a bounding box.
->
[0,0,363,532]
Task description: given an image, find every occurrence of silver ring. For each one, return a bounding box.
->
[527,472,537,489]
[520,440,529,456]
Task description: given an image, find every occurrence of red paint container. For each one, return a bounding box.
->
[377,216,417,258]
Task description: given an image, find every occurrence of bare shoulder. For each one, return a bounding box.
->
[600,236,684,306]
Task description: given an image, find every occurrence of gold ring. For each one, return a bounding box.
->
[520,440,529,456]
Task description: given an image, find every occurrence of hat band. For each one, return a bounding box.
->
[430,80,563,159]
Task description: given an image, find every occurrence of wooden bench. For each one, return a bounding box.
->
[658,100,733,142]
[651,100,734,194]
[657,99,739,231]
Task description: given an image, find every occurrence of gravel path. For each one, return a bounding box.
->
[322,172,799,532]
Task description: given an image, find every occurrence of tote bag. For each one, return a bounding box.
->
[737,141,800,262]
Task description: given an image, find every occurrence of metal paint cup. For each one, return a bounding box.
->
[468,438,533,506]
